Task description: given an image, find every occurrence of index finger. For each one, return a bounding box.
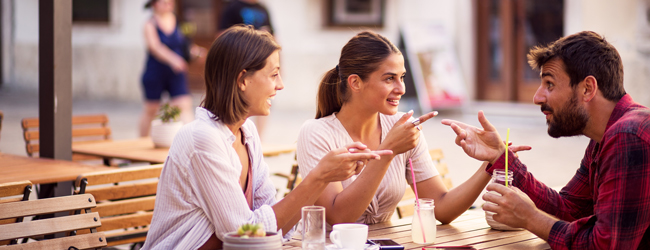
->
[440,119,472,130]
[345,151,391,161]
[412,111,439,126]
[486,183,511,194]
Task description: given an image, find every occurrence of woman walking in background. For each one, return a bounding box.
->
[139,0,197,137]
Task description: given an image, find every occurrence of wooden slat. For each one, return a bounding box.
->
[0,212,101,240]
[429,148,444,162]
[0,232,107,250]
[436,162,449,176]
[86,180,158,201]
[23,128,110,142]
[78,164,163,186]
[0,180,32,197]
[104,227,148,246]
[99,212,153,232]
[22,114,108,128]
[94,196,156,217]
[0,194,96,220]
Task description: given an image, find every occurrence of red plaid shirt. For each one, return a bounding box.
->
[487,94,650,249]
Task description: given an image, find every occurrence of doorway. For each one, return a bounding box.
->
[476,0,564,102]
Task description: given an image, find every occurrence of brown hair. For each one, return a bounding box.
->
[316,31,401,119]
[201,24,280,124]
[527,31,625,101]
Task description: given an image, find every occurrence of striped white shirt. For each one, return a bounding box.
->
[142,107,279,250]
[297,112,439,225]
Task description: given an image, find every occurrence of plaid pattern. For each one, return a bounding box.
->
[487,94,650,249]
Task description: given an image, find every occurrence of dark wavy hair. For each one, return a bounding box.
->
[527,31,625,101]
[201,24,281,124]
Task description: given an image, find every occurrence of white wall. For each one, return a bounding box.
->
[565,0,650,107]
[265,0,469,112]
[6,0,149,101]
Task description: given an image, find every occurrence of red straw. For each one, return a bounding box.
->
[409,158,427,243]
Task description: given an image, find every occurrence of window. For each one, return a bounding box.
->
[73,0,110,23]
[327,0,384,27]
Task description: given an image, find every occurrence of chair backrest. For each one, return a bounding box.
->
[0,193,106,250]
[74,164,163,247]
[0,180,33,245]
[21,114,111,161]
[395,148,452,219]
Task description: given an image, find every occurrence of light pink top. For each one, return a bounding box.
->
[297,112,438,225]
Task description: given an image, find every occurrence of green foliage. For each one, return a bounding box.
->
[158,103,181,123]
[236,223,266,238]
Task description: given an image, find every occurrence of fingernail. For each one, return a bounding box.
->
[348,148,355,153]
[375,156,380,160]
[408,110,413,114]
[433,111,439,116]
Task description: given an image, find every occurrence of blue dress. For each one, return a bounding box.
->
[141,23,189,101]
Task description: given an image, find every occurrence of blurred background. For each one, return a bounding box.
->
[1,0,648,203]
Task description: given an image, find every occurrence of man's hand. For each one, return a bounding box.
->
[441,111,506,164]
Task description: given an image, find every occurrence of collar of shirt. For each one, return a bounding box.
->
[195,107,255,146]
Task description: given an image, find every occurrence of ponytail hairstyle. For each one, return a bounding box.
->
[201,24,280,124]
[316,31,401,119]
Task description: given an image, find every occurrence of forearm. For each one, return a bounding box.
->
[524,209,557,241]
[272,173,328,231]
[434,162,491,224]
[149,44,184,66]
[323,156,394,224]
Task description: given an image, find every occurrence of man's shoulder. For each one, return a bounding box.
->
[608,106,650,140]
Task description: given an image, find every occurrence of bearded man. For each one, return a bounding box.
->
[443,31,650,249]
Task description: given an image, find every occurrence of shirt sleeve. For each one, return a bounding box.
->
[188,150,278,241]
[296,120,333,179]
[547,133,650,249]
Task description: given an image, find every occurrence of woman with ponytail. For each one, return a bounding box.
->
[142,25,391,250]
[297,31,524,226]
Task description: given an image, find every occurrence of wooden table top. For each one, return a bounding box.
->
[282,210,549,249]
[0,153,113,184]
[72,137,296,164]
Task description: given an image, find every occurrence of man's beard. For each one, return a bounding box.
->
[542,94,589,138]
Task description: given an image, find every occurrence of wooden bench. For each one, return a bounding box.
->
[0,180,33,245]
[75,164,163,247]
[395,148,452,219]
[21,114,112,165]
[0,193,106,250]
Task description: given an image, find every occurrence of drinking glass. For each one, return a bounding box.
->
[485,169,522,230]
[411,198,436,244]
[302,206,325,250]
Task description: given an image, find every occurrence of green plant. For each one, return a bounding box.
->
[158,103,181,123]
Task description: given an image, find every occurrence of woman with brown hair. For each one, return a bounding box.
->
[141,25,392,249]
[297,31,528,226]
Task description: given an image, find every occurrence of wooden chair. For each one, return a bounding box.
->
[0,180,33,245]
[21,114,112,165]
[74,164,163,247]
[0,193,106,250]
[395,148,452,219]
[273,163,301,197]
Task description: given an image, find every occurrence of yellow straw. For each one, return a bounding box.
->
[505,128,510,187]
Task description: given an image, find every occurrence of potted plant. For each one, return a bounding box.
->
[223,223,282,250]
[150,103,183,148]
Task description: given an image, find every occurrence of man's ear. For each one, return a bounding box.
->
[347,74,362,92]
[581,76,598,102]
[237,70,247,91]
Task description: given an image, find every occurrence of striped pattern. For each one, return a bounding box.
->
[142,108,279,250]
[296,112,439,225]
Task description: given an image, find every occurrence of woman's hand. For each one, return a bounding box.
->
[380,111,437,155]
[312,142,392,183]
[169,56,188,73]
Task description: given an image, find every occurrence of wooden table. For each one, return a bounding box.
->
[0,153,113,184]
[72,137,296,164]
[282,210,549,249]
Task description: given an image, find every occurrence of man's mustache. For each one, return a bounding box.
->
[541,104,553,113]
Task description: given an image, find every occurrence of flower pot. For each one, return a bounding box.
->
[150,120,183,148]
[223,232,282,250]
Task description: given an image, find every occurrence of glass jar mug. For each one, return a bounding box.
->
[411,198,436,244]
[484,169,522,231]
